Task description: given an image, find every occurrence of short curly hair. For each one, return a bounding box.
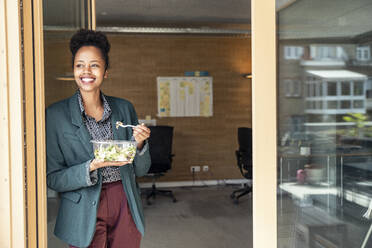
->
[70,29,110,70]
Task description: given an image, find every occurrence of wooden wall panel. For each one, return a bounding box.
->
[44,32,251,181]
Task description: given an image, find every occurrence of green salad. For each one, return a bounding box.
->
[94,144,136,162]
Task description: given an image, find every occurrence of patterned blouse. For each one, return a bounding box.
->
[77,90,122,183]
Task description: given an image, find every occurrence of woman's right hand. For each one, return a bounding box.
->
[89,159,130,172]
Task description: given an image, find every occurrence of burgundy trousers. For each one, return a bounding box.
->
[70,180,141,248]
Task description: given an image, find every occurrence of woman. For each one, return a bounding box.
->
[46,29,151,248]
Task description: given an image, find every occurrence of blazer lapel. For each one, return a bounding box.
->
[107,96,129,141]
[69,92,94,157]
[75,127,94,157]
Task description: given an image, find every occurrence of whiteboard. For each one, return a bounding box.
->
[157,77,213,117]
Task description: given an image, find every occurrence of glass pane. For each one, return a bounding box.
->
[315,83,320,96]
[353,100,364,108]
[310,84,315,97]
[43,0,89,29]
[319,82,323,96]
[341,100,351,109]
[354,81,364,95]
[293,81,301,96]
[285,80,292,96]
[277,1,372,248]
[327,81,337,96]
[43,1,91,247]
[341,82,350,95]
[307,84,311,97]
[327,100,337,109]
[367,89,372,99]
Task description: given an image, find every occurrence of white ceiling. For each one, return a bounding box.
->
[43,0,251,28]
[43,0,372,39]
[96,0,251,26]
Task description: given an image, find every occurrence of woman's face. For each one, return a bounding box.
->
[73,46,107,93]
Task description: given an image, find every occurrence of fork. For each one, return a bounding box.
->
[115,121,136,129]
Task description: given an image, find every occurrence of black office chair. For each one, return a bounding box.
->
[145,126,177,205]
[231,127,252,204]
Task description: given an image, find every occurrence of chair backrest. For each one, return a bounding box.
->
[148,126,174,173]
[238,127,252,153]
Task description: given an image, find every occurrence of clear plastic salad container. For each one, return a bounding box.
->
[91,140,137,162]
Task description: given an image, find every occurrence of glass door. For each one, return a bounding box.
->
[42,1,94,247]
[277,1,372,247]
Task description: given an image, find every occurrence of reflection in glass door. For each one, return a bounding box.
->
[277,0,372,247]
[43,1,93,247]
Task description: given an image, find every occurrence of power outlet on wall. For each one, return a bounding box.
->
[202,165,209,172]
[190,166,200,173]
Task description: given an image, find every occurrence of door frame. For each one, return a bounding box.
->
[252,0,277,247]
[22,0,47,247]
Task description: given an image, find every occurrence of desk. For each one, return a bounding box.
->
[279,153,372,247]
[279,153,372,209]
[278,154,336,211]
[280,182,338,207]
[280,182,338,200]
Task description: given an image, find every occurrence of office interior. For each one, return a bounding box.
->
[43,0,372,247]
[44,0,253,247]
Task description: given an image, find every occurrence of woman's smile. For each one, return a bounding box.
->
[80,75,96,84]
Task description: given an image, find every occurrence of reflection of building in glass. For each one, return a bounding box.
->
[356,46,371,61]
[305,70,367,115]
[284,79,301,97]
[277,1,372,247]
[284,46,304,60]
[278,41,372,138]
[308,45,348,61]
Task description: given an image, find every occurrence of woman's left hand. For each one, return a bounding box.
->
[133,123,150,149]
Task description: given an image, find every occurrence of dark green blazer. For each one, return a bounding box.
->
[46,92,151,247]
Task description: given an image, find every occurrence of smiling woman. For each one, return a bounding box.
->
[46,29,151,247]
